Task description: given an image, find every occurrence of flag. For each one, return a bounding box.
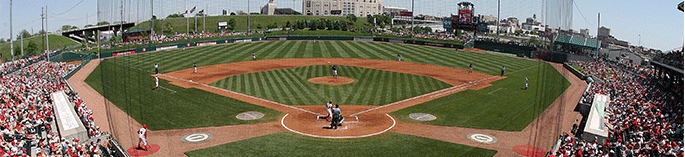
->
[199,9,204,14]
[182,10,188,15]
[190,6,197,13]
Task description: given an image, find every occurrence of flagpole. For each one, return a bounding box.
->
[204,3,207,33]
[186,0,189,34]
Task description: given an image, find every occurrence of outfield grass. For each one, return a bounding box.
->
[390,63,571,131]
[1,35,79,62]
[84,59,282,130]
[112,41,539,76]
[210,65,451,105]
[184,132,497,156]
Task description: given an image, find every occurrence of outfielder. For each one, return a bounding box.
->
[193,63,197,74]
[138,125,151,151]
[326,100,333,121]
[252,52,256,60]
[525,77,528,90]
[501,66,506,76]
[332,65,338,78]
[397,53,402,61]
[469,63,473,73]
[154,63,158,74]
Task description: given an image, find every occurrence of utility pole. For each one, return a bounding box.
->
[10,0,14,62]
[20,33,23,56]
[248,0,251,32]
[46,6,50,60]
[151,0,154,39]
[410,0,414,35]
[42,7,44,57]
[120,0,124,42]
[186,0,189,34]
[204,3,207,33]
[496,0,500,41]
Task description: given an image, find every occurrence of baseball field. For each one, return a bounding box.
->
[71,40,580,156]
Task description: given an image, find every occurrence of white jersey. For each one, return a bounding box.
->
[326,102,332,110]
[138,128,147,138]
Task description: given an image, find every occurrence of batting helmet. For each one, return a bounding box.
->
[329,100,333,103]
[143,125,147,128]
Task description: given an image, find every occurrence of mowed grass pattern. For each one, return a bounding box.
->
[391,63,571,131]
[90,41,564,131]
[210,65,451,105]
[84,59,282,130]
[112,41,539,76]
[184,132,497,157]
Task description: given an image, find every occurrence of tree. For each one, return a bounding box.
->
[84,24,94,28]
[0,38,4,43]
[367,15,374,25]
[256,23,263,30]
[16,30,30,40]
[309,21,318,30]
[230,12,236,16]
[167,14,183,18]
[285,21,291,28]
[346,14,357,22]
[61,25,74,31]
[317,20,325,30]
[97,21,110,26]
[237,11,247,15]
[228,18,236,29]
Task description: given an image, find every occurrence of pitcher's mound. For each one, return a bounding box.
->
[307,76,354,85]
[127,144,160,156]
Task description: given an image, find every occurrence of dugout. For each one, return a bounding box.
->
[51,91,89,141]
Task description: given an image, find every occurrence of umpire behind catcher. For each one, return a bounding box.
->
[330,104,342,130]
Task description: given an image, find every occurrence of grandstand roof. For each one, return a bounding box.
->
[554,34,601,50]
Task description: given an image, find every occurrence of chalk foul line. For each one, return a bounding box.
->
[281,113,396,139]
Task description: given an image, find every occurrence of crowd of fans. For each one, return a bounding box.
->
[0,56,113,156]
[558,60,683,157]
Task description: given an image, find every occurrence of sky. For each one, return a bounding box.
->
[0,0,682,51]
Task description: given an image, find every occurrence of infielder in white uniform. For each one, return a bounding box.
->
[138,125,150,150]
[326,100,333,121]
[154,75,159,90]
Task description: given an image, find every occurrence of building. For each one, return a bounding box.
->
[260,0,277,15]
[383,6,407,17]
[303,0,383,17]
[597,26,610,38]
[579,29,589,38]
[480,15,497,24]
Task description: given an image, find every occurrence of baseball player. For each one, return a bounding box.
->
[501,66,505,76]
[332,64,338,78]
[469,63,473,73]
[326,100,333,121]
[525,77,528,90]
[137,125,150,151]
[397,53,402,61]
[154,75,159,90]
[252,52,256,60]
[330,104,342,130]
[154,63,158,74]
[193,63,197,74]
